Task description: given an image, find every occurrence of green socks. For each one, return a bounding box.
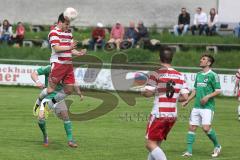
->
[64,121,73,141]
[38,119,47,137]
[207,129,220,148]
[187,131,196,153]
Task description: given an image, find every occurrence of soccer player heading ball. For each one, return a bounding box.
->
[35,11,86,118]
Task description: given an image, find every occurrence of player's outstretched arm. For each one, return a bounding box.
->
[182,89,196,107]
[31,71,44,89]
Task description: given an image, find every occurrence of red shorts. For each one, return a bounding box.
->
[238,90,240,97]
[49,62,75,84]
[146,115,176,141]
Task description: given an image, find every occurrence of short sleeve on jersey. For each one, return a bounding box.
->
[37,65,51,75]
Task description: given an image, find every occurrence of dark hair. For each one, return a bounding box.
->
[58,13,66,23]
[159,47,174,64]
[201,54,215,67]
[197,7,202,11]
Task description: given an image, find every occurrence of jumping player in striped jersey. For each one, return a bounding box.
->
[182,54,222,158]
[35,12,86,109]
[142,47,189,160]
[234,69,240,120]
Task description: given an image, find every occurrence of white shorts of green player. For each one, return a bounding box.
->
[189,108,214,126]
[182,107,221,158]
[39,98,68,120]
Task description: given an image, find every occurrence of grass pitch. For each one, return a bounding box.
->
[0,86,239,160]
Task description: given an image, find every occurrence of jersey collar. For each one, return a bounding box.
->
[201,69,212,75]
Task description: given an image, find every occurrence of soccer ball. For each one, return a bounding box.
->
[64,7,78,21]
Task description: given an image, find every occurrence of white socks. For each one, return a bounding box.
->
[150,147,167,160]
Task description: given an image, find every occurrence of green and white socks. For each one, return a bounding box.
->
[64,120,73,142]
[207,129,220,148]
[38,119,47,138]
[186,131,195,154]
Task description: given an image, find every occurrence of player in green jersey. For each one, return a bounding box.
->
[181,54,222,158]
[31,65,83,147]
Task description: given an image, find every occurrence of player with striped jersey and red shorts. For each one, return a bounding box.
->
[36,13,86,111]
[142,47,189,160]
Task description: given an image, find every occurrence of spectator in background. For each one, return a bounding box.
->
[206,8,218,36]
[124,21,138,46]
[89,22,105,50]
[109,22,124,50]
[12,22,25,47]
[173,7,190,36]
[191,7,208,35]
[234,23,240,38]
[136,21,149,48]
[0,19,13,44]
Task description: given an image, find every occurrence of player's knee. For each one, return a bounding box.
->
[202,126,211,133]
[57,111,69,121]
[189,125,197,132]
[64,89,73,95]
[145,140,157,151]
[38,116,45,121]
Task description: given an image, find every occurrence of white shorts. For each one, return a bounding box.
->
[40,99,67,115]
[189,108,214,126]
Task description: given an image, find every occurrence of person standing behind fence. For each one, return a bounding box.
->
[191,7,208,35]
[206,8,218,36]
[173,7,190,36]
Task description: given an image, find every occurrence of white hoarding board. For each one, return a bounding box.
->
[0,64,237,96]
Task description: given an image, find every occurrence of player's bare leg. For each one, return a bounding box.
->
[146,140,166,160]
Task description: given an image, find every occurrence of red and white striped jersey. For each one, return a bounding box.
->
[48,26,73,64]
[146,67,188,118]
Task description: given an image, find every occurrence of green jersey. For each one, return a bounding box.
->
[36,65,63,99]
[193,70,221,111]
